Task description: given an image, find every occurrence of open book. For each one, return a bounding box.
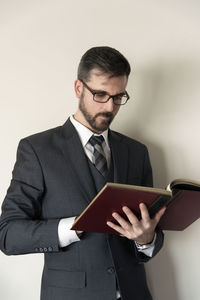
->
[71,179,200,234]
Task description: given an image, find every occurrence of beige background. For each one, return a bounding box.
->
[0,0,200,299]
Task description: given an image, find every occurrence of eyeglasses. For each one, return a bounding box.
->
[80,80,130,105]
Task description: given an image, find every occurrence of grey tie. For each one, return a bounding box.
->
[89,135,108,177]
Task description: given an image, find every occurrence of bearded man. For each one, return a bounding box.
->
[0,46,165,300]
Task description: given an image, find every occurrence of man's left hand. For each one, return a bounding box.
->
[107,203,166,245]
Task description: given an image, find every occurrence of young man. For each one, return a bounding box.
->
[0,46,165,300]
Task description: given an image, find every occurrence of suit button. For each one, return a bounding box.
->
[48,247,53,252]
[43,248,48,252]
[35,248,39,252]
[39,248,43,252]
[107,267,115,274]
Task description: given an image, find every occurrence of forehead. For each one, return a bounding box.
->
[87,69,128,94]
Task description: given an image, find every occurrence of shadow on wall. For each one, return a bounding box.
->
[146,242,180,300]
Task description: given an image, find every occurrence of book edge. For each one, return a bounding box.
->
[170,178,200,189]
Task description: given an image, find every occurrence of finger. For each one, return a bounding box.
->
[106,221,126,235]
[76,230,83,234]
[153,206,167,224]
[139,203,151,222]
[122,206,139,225]
[112,212,131,230]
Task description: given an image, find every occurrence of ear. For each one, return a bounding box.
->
[74,79,83,99]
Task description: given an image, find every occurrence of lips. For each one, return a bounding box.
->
[97,113,113,119]
[100,115,110,119]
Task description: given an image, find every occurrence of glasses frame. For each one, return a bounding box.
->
[80,80,130,105]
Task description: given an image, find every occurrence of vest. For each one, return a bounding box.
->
[87,156,121,298]
[87,155,114,193]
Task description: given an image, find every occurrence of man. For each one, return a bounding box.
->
[0,46,165,300]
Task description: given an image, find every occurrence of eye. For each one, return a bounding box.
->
[114,95,122,101]
[95,92,107,99]
[114,94,124,101]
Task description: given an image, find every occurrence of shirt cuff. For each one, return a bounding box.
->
[58,217,80,248]
[135,233,156,257]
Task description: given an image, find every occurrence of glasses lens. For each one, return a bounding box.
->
[113,95,128,105]
[93,93,128,105]
[94,93,107,102]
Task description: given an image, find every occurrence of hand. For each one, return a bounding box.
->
[107,203,166,245]
[76,230,83,238]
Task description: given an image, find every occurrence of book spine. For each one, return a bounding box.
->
[148,190,181,218]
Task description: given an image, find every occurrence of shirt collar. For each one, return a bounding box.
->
[70,115,109,148]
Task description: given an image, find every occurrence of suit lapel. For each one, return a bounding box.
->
[59,120,129,202]
[109,130,129,184]
[60,118,96,204]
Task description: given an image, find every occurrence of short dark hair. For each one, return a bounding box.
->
[77,46,131,82]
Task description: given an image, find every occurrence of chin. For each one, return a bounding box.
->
[92,122,110,132]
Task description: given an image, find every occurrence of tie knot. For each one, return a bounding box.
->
[89,135,104,147]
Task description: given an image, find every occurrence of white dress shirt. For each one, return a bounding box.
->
[58,115,156,258]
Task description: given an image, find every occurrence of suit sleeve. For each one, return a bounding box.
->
[0,139,60,255]
[134,145,164,262]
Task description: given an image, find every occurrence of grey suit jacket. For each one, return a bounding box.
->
[0,118,164,300]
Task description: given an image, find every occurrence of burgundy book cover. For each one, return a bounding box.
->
[158,189,200,230]
[71,183,200,234]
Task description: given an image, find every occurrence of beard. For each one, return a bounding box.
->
[79,94,115,132]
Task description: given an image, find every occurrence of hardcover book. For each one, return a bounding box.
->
[71,179,200,234]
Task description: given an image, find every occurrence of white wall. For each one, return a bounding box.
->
[0,1,200,299]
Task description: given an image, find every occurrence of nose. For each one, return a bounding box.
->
[102,97,115,112]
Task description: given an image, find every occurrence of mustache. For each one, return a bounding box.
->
[95,112,113,118]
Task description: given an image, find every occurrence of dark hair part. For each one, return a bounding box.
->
[77,46,131,82]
